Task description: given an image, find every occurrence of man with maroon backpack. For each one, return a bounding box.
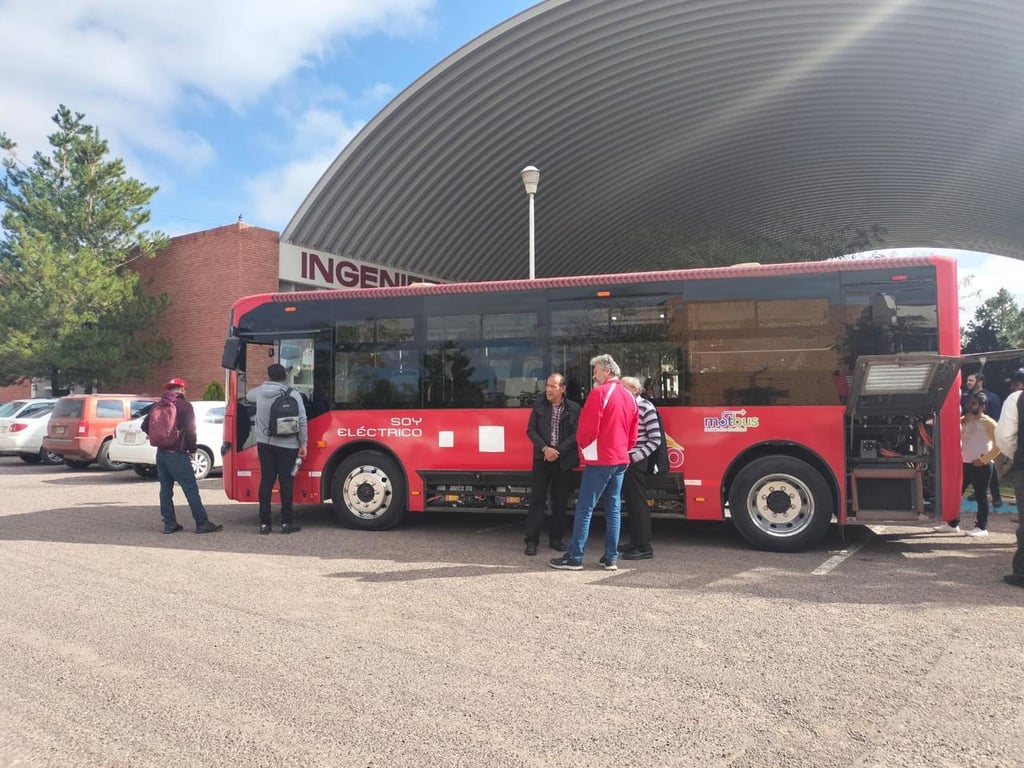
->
[142,377,223,534]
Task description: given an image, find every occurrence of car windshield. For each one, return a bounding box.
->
[0,401,28,417]
[21,404,54,419]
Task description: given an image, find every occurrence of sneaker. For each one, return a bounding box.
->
[162,523,183,534]
[932,524,961,533]
[622,548,654,560]
[258,524,271,535]
[281,523,301,534]
[195,521,223,534]
[598,556,618,571]
[966,527,989,537]
[549,554,583,570]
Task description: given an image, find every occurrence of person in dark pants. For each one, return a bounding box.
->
[963,372,1004,507]
[143,377,222,534]
[996,370,1024,588]
[618,376,664,560]
[937,392,999,536]
[523,373,580,556]
[246,363,308,534]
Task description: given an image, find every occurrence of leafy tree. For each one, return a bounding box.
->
[202,381,225,401]
[962,289,1024,353]
[0,105,170,393]
[961,288,1024,390]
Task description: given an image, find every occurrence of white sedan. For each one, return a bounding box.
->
[109,401,226,480]
[0,399,62,464]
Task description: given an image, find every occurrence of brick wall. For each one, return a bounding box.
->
[0,382,32,401]
[133,222,281,396]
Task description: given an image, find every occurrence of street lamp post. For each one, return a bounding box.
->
[520,166,540,279]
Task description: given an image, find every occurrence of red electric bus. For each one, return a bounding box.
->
[220,255,963,551]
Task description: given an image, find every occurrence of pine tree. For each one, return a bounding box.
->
[0,105,170,393]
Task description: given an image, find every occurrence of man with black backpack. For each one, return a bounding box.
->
[142,377,223,534]
[246,363,308,534]
[618,376,666,561]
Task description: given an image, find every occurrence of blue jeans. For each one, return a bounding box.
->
[156,450,209,530]
[567,464,628,563]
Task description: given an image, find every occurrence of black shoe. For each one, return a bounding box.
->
[258,524,271,535]
[281,523,301,534]
[524,542,538,556]
[622,548,654,560]
[549,554,583,570]
[993,499,1004,508]
[195,521,223,534]
[598,555,618,571]
[617,542,636,553]
[1004,574,1024,588]
[549,540,566,551]
[162,523,183,534]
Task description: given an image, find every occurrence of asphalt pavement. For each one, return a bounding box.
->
[1,457,1022,767]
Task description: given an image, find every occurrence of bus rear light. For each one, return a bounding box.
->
[596,290,611,297]
[316,440,327,448]
[284,306,297,312]
[695,496,706,503]
[890,275,908,281]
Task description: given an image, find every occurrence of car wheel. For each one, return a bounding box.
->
[96,439,129,471]
[19,453,42,464]
[63,458,92,469]
[132,464,158,479]
[331,450,407,530]
[191,448,213,481]
[40,447,65,465]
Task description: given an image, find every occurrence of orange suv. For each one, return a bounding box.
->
[43,395,158,470]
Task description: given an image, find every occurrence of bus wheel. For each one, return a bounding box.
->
[332,451,407,530]
[728,456,832,552]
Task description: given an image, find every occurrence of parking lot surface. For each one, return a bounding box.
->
[1,456,1022,767]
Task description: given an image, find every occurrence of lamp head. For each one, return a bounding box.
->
[520,165,540,195]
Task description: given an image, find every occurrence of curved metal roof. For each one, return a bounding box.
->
[283,0,1024,282]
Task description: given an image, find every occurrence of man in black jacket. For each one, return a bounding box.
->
[523,373,580,555]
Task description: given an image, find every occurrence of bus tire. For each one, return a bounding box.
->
[331,451,407,530]
[728,456,833,552]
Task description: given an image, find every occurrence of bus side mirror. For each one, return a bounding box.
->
[222,338,243,370]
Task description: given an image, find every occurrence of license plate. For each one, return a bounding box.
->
[53,425,66,435]
[124,430,141,445]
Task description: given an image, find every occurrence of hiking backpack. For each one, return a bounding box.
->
[146,399,181,449]
[268,387,300,436]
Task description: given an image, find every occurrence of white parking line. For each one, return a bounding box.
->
[812,526,885,575]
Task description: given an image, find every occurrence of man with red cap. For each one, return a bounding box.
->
[142,377,223,534]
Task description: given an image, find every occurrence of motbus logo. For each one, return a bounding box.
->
[704,410,760,433]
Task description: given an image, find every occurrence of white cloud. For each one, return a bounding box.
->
[0,0,434,170]
[244,110,362,228]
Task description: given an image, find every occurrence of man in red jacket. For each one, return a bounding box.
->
[550,354,638,571]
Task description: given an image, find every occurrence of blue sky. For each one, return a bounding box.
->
[2,0,1021,325]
